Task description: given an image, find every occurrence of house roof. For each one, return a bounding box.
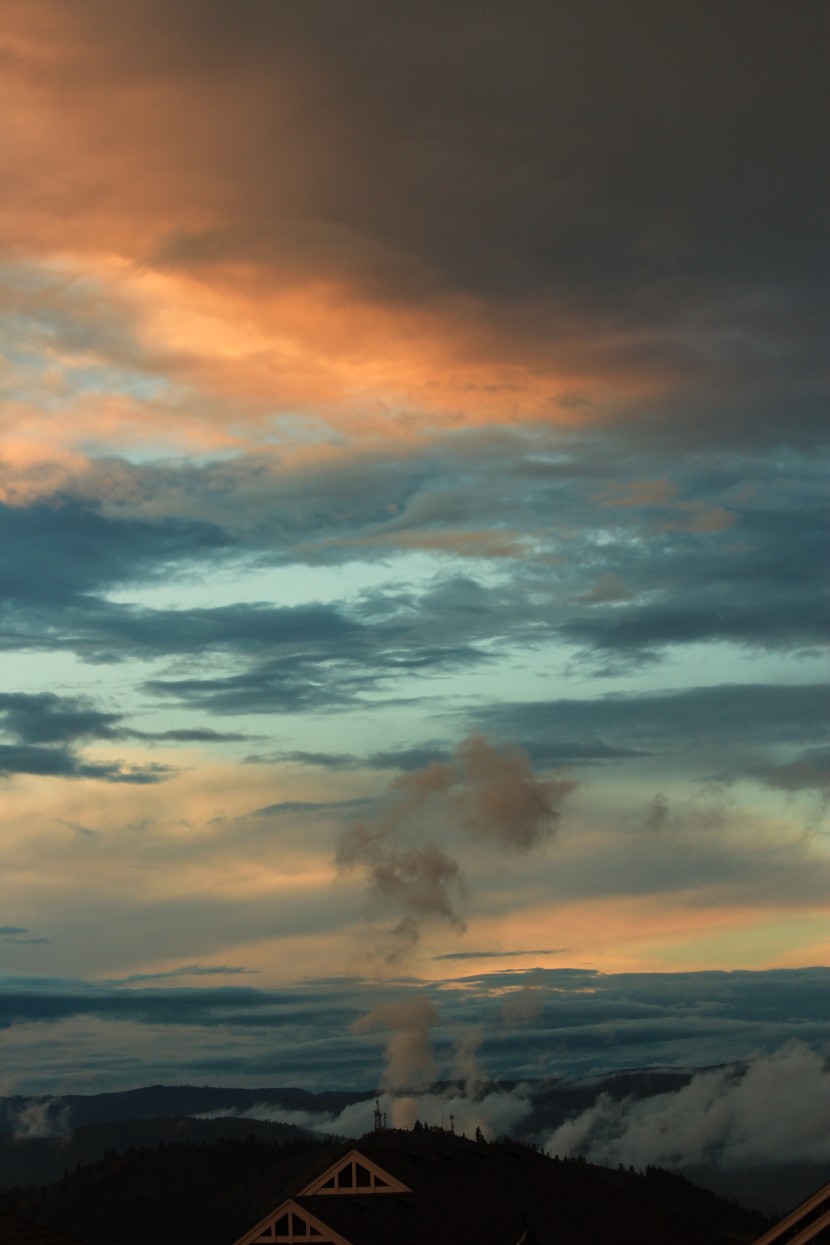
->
[0,1210,90,1245]
[232,1129,734,1245]
[751,1177,830,1245]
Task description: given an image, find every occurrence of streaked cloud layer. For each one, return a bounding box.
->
[0,1,826,1094]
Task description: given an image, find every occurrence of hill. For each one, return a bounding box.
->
[0,1129,770,1245]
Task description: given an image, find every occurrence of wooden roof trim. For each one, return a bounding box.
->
[300,1148,411,1196]
[752,1179,830,1245]
[231,1198,352,1245]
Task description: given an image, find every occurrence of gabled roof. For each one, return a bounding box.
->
[751,1177,830,1245]
[231,1198,352,1245]
[300,1149,410,1196]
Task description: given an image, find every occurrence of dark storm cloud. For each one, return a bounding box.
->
[145,1,825,429]
[5,1,826,442]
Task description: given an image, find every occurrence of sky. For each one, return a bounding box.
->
[0,0,828,1108]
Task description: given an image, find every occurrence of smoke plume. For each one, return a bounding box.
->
[337,734,574,958]
[351,997,440,1092]
[337,826,464,960]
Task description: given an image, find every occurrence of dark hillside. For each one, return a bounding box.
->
[0,1130,770,1245]
[0,1116,322,1190]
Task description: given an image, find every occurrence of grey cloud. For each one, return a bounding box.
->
[244,750,360,769]
[433,949,566,961]
[265,746,454,773]
[746,747,830,795]
[0,499,229,608]
[0,691,181,782]
[0,983,346,1031]
[143,640,488,715]
[0,693,121,746]
[476,683,830,768]
[251,798,372,819]
[0,744,175,784]
[560,597,826,662]
[116,3,826,442]
[367,746,450,771]
[112,965,259,985]
[2,966,828,1093]
[134,727,251,743]
[0,693,247,775]
[0,432,825,691]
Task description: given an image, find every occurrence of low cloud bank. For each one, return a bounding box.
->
[12,1097,71,1139]
[199,1086,532,1142]
[544,1042,830,1169]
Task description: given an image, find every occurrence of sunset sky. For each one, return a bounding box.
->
[0,1,828,1100]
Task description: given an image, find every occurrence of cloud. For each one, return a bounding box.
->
[0,743,175,784]
[111,965,259,985]
[0,434,824,701]
[543,1042,830,1170]
[0,692,121,745]
[477,683,830,770]
[252,798,373,819]
[748,747,830,796]
[0,691,188,783]
[0,925,49,947]
[433,949,565,961]
[11,1097,72,1140]
[2,968,828,1092]
[0,2,824,450]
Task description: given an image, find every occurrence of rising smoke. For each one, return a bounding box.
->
[351,998,440,1092]
[336,734,575,959]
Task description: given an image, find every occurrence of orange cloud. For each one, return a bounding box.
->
[0,1,697,454]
